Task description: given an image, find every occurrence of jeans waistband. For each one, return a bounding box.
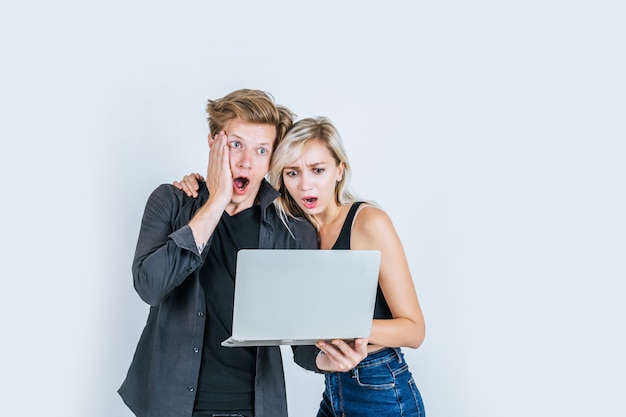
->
[359,347,403,366]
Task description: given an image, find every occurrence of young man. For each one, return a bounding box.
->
[118,89,319,417]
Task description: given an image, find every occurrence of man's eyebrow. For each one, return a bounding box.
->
[228,133,271,147]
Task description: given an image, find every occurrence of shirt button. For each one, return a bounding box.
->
[198,311,204,316]
[188,387,195,392]
[194,347,199,353]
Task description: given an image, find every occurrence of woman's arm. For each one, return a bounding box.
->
[352,206,425,349]
[173,172,204,197]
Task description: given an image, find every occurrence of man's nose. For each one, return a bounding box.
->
[237,149,252,168]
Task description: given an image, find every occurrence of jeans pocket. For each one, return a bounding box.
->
[408,377,426,416]
[353,363,396,390]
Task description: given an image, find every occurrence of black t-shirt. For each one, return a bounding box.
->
[194,206,260,412]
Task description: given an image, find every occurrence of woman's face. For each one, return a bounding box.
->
[281,139,344,217]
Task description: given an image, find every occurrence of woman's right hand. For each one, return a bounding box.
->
[173,173,204,198]
[315,338,368,372]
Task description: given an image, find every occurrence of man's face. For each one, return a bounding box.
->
[216,118,277,210]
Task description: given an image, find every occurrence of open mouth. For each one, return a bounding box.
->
[233,177,250,192]
[302,197,318,209]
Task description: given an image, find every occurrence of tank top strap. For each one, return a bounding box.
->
[331,202,364,250]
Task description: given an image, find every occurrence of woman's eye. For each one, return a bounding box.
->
[313,168,325,174]
[285,171,297,178]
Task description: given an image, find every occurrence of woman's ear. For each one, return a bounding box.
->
[337,162,345,182]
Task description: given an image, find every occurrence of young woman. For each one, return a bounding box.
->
[175,117,426,416]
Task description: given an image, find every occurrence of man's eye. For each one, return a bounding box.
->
[257,148,268,155]
[230,141,242,149]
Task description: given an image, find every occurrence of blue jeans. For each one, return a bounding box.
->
[316,348,425,417]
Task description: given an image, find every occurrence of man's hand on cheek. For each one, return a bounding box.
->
[207,131,234,207]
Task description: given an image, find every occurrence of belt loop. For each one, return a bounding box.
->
[394,347,403,364]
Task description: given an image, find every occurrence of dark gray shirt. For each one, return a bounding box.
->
[118,180,320,417]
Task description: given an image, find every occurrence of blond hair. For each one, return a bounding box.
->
[206,89,295,148]
[268,117,364,228]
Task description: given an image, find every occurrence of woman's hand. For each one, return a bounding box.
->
[315,338,368,372]
[173,173,204,198]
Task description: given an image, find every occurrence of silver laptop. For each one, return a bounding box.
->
[221,249,381,347]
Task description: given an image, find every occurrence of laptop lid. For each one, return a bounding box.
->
[222,249,381,347]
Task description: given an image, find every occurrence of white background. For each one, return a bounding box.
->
[1,1,625,416]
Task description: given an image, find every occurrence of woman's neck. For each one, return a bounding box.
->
[312,203,345,227]
[313,204,350,249]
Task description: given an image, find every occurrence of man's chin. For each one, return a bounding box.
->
[230,184,260,205]
[232,184,254,197]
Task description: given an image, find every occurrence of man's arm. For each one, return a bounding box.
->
[187,197,227,253]
[132,184,204,306]
[188,133,233,248]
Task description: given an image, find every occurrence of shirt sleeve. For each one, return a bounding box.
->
[292,217,319,249]
[131,184,205,306]
[292,345,324,373]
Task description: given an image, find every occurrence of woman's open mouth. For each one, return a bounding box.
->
[302,197,318,209]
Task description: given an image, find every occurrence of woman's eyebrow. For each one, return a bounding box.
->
[283,161,326,170]
[306,161,326,167]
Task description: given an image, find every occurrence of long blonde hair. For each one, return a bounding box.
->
[268,117,363,228]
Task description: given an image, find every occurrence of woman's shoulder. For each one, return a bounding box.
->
[354,202,389,221]
[351,203,401,250]
[352,203,394,234]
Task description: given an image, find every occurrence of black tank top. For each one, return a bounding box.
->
[332,202,392,319]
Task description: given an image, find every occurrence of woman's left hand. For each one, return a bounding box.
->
[315,338,368,372]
